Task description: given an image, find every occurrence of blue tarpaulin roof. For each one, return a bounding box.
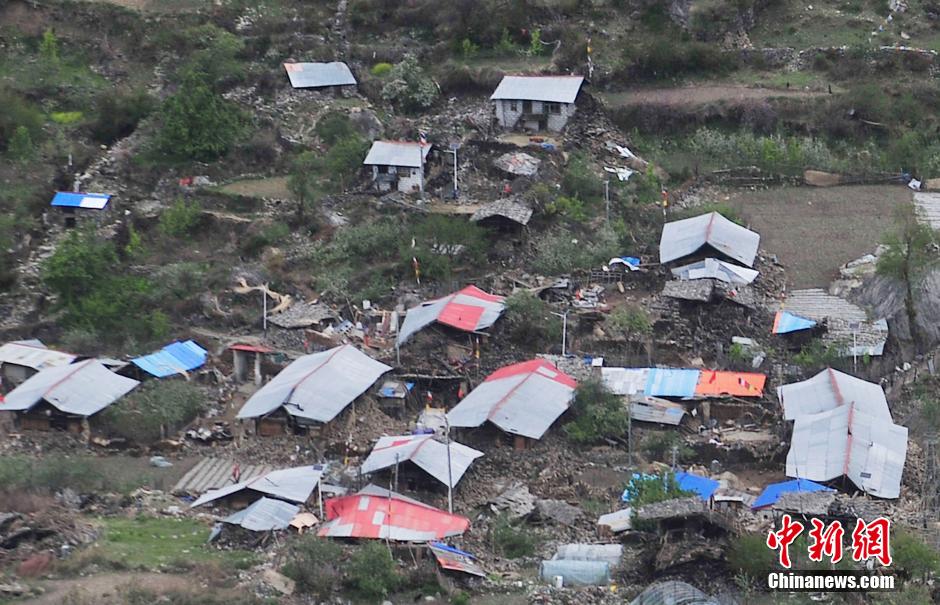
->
[752,478,833,509]
[50,191,111,209]
[773,311,817,334]
[645,368,700,398]
[675,471,720,501]
[131,340,207,378]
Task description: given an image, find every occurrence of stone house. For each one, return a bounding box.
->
[490,75,585,132]
[363,140,432,193]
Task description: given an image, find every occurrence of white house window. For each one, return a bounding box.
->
[546,102,561,114]
[509,101,518,111]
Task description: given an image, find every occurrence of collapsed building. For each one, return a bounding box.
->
[0,340,76,390]
[396,285,506,347]
[359,433,483,490]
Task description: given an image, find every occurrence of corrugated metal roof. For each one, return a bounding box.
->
[50,191,111,209]
[223,497,300,531]
[674,471,720,501]
[318,485,470,541]
[173,458,273,495]
[236,345,391,423]
[363,140,431,168]
[694,370,765,397]
[429,542,485,577]
[131,340,207,378]
[751,478,833,510]
[772,310,816,334]
[786,404,907,499]
[191,466,324,508]
[670,258,759,285]
[629,581,719,605]
[777,367,890,421]
[0,340,75,371]
[447,359,576,440]
[630,396,686,425]
[601,368,649,396]
[659,212,760,267]
[283,62,356,88]
[646,368,700,398]
[397,286,505,346]
[490,75,584,103]
[1,359,139,417]
[361,434,483,488]
[780,289,888,356]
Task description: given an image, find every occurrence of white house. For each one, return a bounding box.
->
[363,140,432,193]
[490,75,585,132]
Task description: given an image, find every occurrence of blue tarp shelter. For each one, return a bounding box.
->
[50,191,111,209]
[773,311,817,334]
[131,340,207,378]
[752,478,833,509]
[674,471,720,501]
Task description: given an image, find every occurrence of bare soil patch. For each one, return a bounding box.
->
[727,184,911,288]
[602,85,825,108]
[19,572,193,605]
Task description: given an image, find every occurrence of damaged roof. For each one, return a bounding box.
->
[222,497,300,531]
[1,359,139,417]
[191,465,324,508]
[780,289,888,356]
[283,61,356,88]
[786,404,907,499]
[429,542,485,577]
[777,367,891,422]
[490,75,584,103]
[396,285,506,346]
[268,302,338,329]
[670,258,759,285]
[360,434,484,488]
[659,212,760,267]
[318,484,470,541]
[772,310,817,334]
[363,140,431,168]
[630,396,686,425]
[447,359,576,440]
[236,345,391,423]
[131,340,207,378]
[50,191,111,210]
[173,458,273,496]
[470,200,533,226]
[0,340,76,370]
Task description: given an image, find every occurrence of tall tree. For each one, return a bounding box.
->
[287,151,321,224]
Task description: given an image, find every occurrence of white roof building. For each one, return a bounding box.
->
[283,62,356,88]
[777,368,891,421]
[1,359,139,418]
[360,434,484,488]
[659,212,760,267]
[490,75,585,103]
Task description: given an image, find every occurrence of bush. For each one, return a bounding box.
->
[622,472,694,507]
[282,536,343,599]
[565,379,630,444]
[371,62,393,77]
[503,291,561,350]
[381,55,439,113]
[323,135,369,191]
[241,221,291,257]
[402,215,489,281]
[314,111,356,146]
[0,88,43,151]
[99,381,206,445]
[490,514,535,558]
[562,152,603,200]
[643,432,694,464]
[892,529,940,580]
[792,339,842,369]
[532,227,620,275]
[607,305,651,337]
[622,38,732,80]
[7,126,35,161]
[0,456,102,493]
[347,542,401,600]
[157,72,247,162]
[91,89,156,145]
[176,24,246,89]
[159,198,202,238]
[727,533,778,581]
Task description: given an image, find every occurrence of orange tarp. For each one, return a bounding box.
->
[695,370,765,397]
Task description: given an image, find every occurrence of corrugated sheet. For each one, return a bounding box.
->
[236,345,391,423]
[629,581,719,605]
[0,340,75,370]
[131,340,207,378]
[786,404,907,499]
[659,212,760,267]
[913,191,940,229]
[772,310,816,334]
[490,75,584,103]
[283,62,356,88]
[50,191,111,209]
[694,370,765,397]
[172,458,273,495]
[318,485,470,541]
[447,359,576,440]
[397,286,505,346]
[630,396,686,425]
[675,471,720,501]
[781,289,888,356]
[1,359,139,417]
[223,497,300,531]
[360,434,484,488]
[429,542,485,577]
[646,368,700,398]
[777,368,890,421]
[601,368,649,395]
[670,258,758,284]
[751,478,833,510]
[363,140,431,167]
[191,466,324,508]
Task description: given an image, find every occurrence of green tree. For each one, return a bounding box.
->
[892,529,940,581]
[323,135,368,191]
[158,198,202,238]
[100,381,206,444]
[564,379,630,444]
[157,72,246,162]
[287,151,322,224]
[503,291,562,350]
[281,536,342,599]
[314,111,355,146]
[402,215,488,281]
[381,55,439,112]
[178,24,246,89]
[7,126,35,161]
[607,305,651,337]
[347,542,401,600]
[39,29,60,65]
[43,227,117,309]
[877,204,940,351]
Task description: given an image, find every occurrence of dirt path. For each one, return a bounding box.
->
[20,572,193,605]
[601,85,825,108]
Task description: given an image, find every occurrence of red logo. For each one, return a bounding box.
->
[851,517,892,566]
[766,514,804,568]
[767,516,892,568]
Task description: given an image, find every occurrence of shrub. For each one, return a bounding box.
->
[50,111,83,125]
[532,227,619,275]
[459,38,480,59]
[282,536,343,598]
[381,55,439,112]
[0,456,102,493]
[622,38,732,80]
[91,89,156,145]
[643,432,694,464]
[606,305,651,337]
[99,381,206,445]
[7,126,35,161]
[158,198,202,238]
[565,379,630,444]
[241,221,291,257]
[503,291,561,350]
[314,111,356,146]
[347,542,401,600]
[176,24,246,89]
[0,88,43,151]
[490,514,535,558]
[402,215,489,282]
[371,62,393,77]
[892,529,940,580]
[562,152,603,200]
[157,72,247,162]
[792,339,843,369]
[323,135,369,191]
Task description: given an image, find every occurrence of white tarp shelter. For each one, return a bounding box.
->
[660,212,760,267]
[360,434,483,488]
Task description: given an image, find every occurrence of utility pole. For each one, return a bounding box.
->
[670,445,678,471]
[550,310,569,356]
[627,391,634,469]
[393,453,400,493]
[445,415,454,514]
[262,286,268,335]
[849,321,860,374]
[604,179,610,224]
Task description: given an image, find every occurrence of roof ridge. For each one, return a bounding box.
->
[43,358,95,400]
[286,345,350,406]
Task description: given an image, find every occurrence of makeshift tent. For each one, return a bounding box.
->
[1,359,139,417]
[360,434,483,488]
[777,367,891,421]
[222,497,300,531]
[447,359,576,440]
[318,485,470,541]
[772,311,817,334]
[671,258,759,285]
[659,212,760,267]
[50,191,111,210]
[130,340,207,378]
[751,479,834,510]
[674,472,720,501]
[396,285,505,346]
[191,466,324,508]
[539,560,610,586]
[236,345,391,424]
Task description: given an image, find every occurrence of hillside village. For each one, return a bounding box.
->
[3,0,940,604]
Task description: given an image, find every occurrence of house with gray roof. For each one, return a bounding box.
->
[283,62,356,92]
[490,75,585,131]
[363,140,432,193]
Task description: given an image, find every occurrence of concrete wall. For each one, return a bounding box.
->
[370,165,423,193]
[493,99,576,131]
